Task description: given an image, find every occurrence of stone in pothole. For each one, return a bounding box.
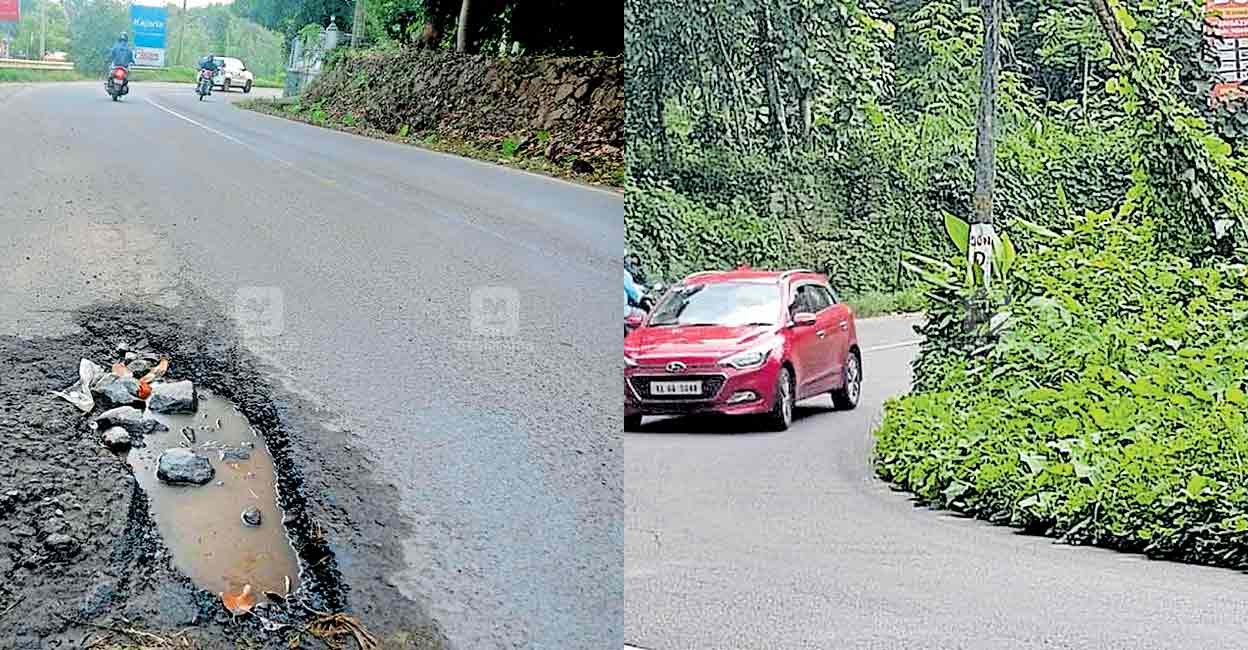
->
[94,377,144,409]
[149,380,197,414]
[101,426,131,452]
[220,447,251,462]
[156,448,214,485]
[95,406,168,435]
[241,506,262,527]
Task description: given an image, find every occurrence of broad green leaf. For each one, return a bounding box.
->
[1187,474,1212,499]
[943,211,970,255]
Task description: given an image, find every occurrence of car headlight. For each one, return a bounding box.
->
[719,344,775,370]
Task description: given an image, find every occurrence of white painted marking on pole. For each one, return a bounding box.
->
[864,339,922,353]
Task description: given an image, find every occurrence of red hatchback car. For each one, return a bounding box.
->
[624,268,861,431]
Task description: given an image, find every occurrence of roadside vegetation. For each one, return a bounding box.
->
[871,0,1248,569]
[622,0,1237,299]
[0,66,281,86]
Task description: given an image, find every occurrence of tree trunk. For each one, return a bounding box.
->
[754,6,791,158]
[456,0,471,53]
[709,10,750,150]
[1087,0,1132,66]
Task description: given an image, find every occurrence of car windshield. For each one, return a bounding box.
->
[649,282,780,327]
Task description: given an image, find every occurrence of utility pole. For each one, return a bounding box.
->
[969,0,1000,296]
[177,0,187,66]
[224,16,229,56]
[39,0,46,59]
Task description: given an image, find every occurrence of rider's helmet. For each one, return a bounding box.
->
[119,32,128,43]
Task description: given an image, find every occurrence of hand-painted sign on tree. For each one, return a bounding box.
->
[0,0,19,24]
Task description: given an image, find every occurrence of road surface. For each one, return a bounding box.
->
[626,315,1248,650]
[0,82,621,649]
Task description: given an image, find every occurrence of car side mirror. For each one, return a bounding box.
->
[791,312,816,327]
[625,311,645,329]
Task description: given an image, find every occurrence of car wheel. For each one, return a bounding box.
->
[624,414,642,432]
[764,366,794,431]
[831,350,862,410]
[223,79,231,93]
[244,80,252,94]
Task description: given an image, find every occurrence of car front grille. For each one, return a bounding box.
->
[628,375,726,401]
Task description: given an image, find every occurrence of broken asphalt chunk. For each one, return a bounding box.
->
[149,380,197,414]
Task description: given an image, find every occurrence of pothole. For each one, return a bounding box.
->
[126,390,301,598]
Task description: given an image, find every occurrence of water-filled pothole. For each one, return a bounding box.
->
[126,390,301,597]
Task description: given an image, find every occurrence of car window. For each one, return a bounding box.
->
[649,282,781,327]
[792,284,830,313]
[789,284,817,314]
[813,285,837,308]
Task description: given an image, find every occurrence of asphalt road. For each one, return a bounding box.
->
[626,316,1248,650]
[0,82,621,649]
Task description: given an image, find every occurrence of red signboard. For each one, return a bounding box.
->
[0,0,19,23]
[1208,0,1248,38]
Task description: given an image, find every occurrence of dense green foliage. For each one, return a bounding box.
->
[623,0,1145,292]
[230,0,621,55]
[623,0,1248,294]
[875,0,1248,567]
[876,210,1248,567]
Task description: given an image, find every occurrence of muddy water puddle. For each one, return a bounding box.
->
[127,390,300,596]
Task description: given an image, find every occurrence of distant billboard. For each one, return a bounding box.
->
[0,0,19,24]
[130,3,167,67]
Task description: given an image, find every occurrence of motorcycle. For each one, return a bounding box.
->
[105,65,130,101]
[196,68,214,100]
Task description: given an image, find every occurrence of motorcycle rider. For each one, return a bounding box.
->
[197,54,220,92]
[198,54,220,75]
[625,264,642,319]
[108,32,135,72]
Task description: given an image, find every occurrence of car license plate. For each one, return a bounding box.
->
[651,381,701,396]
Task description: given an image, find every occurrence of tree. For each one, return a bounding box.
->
[455,0,468,52]
[67,0,128,73]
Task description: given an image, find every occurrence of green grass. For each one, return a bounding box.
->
[0,65,282,88]
[845,286,925,318]
[0,68,89,82]
[238,97,624,189]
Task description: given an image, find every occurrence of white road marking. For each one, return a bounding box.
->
[864,339,922,353]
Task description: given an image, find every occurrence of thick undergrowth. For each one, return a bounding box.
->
[875,211,1248,567]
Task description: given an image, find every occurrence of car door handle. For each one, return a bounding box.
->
[839,321,848,331]
[816,330,826,339]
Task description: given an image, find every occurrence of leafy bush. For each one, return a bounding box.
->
[875,210,1248,567]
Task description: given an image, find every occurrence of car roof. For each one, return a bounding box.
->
[679,267,826,285]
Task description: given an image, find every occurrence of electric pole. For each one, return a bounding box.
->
[39,0,46,59]
[969,0,1000,297]
[177,0,187,66]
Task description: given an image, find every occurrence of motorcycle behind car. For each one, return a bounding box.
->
[105,66,130,101]
[625,282,664,338]
[196,68,214,100]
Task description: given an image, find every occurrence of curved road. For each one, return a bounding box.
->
[0,82,621,649]
[627,316,1248,650]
